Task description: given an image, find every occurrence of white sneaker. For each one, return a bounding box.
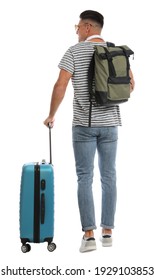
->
[79,237,96,253]
[101,234,112,247]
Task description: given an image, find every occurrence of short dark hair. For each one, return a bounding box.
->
[80,10,104,28]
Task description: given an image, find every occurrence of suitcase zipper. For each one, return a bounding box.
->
[34,164,40,243]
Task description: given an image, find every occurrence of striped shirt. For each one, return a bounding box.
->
[58,41,122,127]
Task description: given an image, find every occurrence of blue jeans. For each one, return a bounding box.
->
[72,126,118,232]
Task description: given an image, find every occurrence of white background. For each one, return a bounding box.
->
[0,0,154,279]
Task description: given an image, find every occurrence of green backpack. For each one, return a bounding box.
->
[88,42,134,107]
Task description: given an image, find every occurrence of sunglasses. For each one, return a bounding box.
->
[74,22,94,32]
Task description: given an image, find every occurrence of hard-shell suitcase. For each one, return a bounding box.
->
[19,127,56,253]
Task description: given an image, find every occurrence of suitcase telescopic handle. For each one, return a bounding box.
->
[48,123,52,164]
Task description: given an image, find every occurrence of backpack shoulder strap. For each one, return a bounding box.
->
[88,52,95,127]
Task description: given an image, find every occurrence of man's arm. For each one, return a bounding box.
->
[129,69,135,93]
[44,69,72,127]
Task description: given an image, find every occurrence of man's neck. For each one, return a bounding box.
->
[85,34,104,42]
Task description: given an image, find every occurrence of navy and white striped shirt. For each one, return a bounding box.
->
[58,41,122,127]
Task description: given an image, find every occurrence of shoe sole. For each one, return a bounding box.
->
[102,243,112,247]
[80,246,97,253]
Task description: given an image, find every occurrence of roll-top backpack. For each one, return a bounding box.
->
[88,42,134,126]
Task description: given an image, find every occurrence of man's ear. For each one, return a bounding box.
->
[86,25,90,34]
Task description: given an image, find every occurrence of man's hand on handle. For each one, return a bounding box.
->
[44,117,55,128]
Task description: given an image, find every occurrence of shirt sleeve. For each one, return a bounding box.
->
[58,48,74,75]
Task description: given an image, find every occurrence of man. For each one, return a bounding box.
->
[44,10,135,253]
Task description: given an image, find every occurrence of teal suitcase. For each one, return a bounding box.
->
[19,127,56,253]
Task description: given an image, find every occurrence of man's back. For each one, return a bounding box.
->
[59,41,122,127]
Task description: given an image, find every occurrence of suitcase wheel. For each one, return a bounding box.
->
[21,244,31,253]
[47,242,56,252]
